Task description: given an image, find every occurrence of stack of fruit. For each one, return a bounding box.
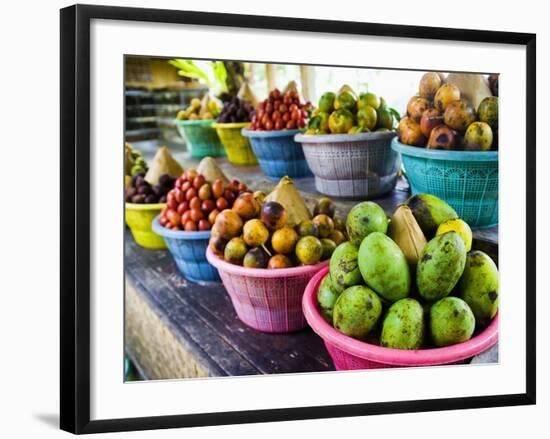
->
[248,88,310,131]
[125,143,148,178]
[209,193,347,269]
[216,96,254,123]
[176,96,221,121]
[398,72,498,150]
[305,88,399,135]
[318,193,498,349]
[158,169,249,232]
[125,174,175,204]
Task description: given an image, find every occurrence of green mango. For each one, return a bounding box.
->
[334,91,357,113]
[417,232,466,301]
[405,193,458,237]
[380,298,424,349]
[357,92,380,111]
[329,241,363,293]
[457,251,499,328]
[376,107,394,129]
[430,296,475,347]
[346,201,388,246]
[357,106,378,130]
[318,92,336,113]
[333,285,382,339]
[316,274,341,323]
[358,232,411,302]
[328,108,354,134]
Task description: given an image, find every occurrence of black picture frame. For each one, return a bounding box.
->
[60,4,536,434]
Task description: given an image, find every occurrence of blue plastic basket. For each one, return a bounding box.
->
[242,128,312,179]
[391,138,498,229]
[152,217,219,283]
[174,119,225,158]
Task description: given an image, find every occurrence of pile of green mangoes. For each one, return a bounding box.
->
[304,86,400,135]
[317,193,499,349]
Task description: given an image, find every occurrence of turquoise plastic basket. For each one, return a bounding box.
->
[391,138,498,229]
[174,119,225,158]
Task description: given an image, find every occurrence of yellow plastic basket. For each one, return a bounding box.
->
[125,203,167,249]
[212,122,258,166]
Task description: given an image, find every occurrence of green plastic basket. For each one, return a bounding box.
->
[391,139,498,229]
[174,119,225,158]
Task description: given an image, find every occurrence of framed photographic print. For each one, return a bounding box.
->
[60,4,536,434]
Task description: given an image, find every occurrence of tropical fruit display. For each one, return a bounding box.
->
[209,176,348,269]
[176,95,221,121]
[125,174,175,204]
[158,167,249,232]
[216,96,254,123]
[125,142,148,178]
[398,72,499,150]
[304,86,400,135]
[248,88,311,131]
[318,193,498,349]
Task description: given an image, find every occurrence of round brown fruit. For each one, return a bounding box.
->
[185,187,197,201]
[420,108,444,138]
[419,72,442,100]
[243,247,269,269]
[224,237,248,265]
[209,235,227,256]
[261,201,288,230]
[443,100,476,132]
[198,183,212,201]
[314,197,336,218]
[212,209,243,240]
[216,197,229,211]
[328,229,346,245]
[201,199,215,214]
[267,254,293,269]
[295,236,323,265]
[224,189,237,205]
[208,209,220,224]
[313,214,334,238]
[184,221,197,231]
[232,192,261,221]
[398,117,426,146]
[242,219,270,247]
[407,96,431,123]
[166,209,181,227]
[320,238,337,260]
[434,83,461,112]
[190,208,203,222]
[189,196,201,211]
[427,125,457,150]
[271,226,299,254]
[297,219,319,237]
[198,219,211,231]
[177,201,188,216]
[212,179,224,199]
[193,175,206,190]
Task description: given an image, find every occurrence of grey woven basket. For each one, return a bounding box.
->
[295,131,400,199]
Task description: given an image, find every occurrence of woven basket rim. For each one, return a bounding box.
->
[242,128,300,138]
[152,216,211,240]
[173,119,215,126]
[295,131,396,144]
[125,202,166,211]
[206,246,329,278]
[212,122,250,129]
[392,138,499,162]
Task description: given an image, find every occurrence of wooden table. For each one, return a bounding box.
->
[125,152,498,380]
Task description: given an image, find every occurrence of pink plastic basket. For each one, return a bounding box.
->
[206,247,329,333]
[303,267,499,370]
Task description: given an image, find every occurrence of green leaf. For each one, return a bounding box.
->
[211,62,228,93]
[168,59,210,83]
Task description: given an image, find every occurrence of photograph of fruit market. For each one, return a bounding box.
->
[124,56,499,381]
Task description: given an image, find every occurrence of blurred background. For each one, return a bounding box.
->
[125,56,422,154]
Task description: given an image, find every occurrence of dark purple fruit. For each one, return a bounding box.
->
[243,247,269,269]
[131,194,146,204]
[261,201,288,230]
